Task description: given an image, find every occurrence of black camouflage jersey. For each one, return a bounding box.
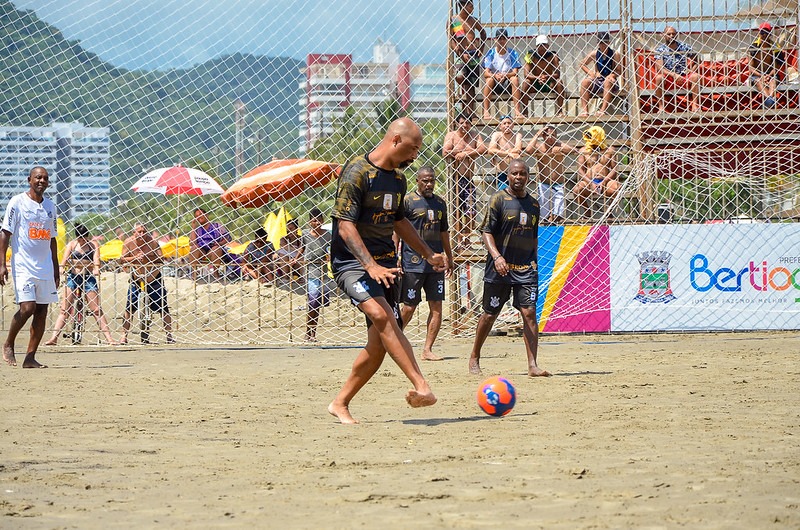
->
[330,154,407,274]
[480,188,539,284]
[401,191,449,274]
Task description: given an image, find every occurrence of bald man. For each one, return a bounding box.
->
[328,118,448,424]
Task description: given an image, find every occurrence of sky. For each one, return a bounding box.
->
[13,0,449,70]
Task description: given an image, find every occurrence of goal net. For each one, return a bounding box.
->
[0,0,798,345]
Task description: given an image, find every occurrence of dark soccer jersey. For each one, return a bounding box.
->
[401,191,449,274]
[480,189,539,284]
[330,154,407,273]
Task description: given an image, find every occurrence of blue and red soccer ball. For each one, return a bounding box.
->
[476,376,516,417]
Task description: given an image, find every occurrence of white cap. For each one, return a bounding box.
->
[535,34,549,45]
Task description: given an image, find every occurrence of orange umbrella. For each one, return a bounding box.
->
[221,158,340,208]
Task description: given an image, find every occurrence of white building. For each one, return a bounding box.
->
[299,41,446,155]
[0,122,111,219]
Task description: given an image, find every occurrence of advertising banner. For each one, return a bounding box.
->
[610,224,800,331]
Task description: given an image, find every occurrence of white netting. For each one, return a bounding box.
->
[0,0,798,345]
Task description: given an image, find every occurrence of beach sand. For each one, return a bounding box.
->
[1,332,798,528]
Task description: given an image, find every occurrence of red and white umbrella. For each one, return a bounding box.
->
[132,165,225,196]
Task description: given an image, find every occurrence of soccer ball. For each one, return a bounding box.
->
[477,376,516,417]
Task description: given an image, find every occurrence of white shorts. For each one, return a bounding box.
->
[14,275,59,305]
[538,182,565,219]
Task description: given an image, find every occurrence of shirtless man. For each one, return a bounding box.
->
[442,113,487,243]
[749,22,785,108]
[487,115,522,191]
[522,35,567,117]
[525,125,580,224]
[119,222,174,344]
[450,0,487,115]
[572,126,619,214]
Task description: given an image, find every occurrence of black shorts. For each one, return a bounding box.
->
[492,79,512,95]
[334,268,402,329]
[460,62,481,88]
[482,281,538,315]
[126,275,170,315]
[400,271,445,305]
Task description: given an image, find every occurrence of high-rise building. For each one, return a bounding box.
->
[299,40,446,155]
[0,122,111,219]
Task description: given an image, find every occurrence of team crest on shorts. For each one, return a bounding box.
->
[634,251,677,304]
[353,281,367,294]
[489,296,501,308]
[407,288,416,300]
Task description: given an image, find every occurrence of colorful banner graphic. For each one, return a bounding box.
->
[537,225,611,332]
[610,224,800,331]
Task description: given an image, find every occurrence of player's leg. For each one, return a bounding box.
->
[513,284,551,377]
[469,282,511,374]
[420,273,445,361]
[23,303,50,368]
[328,324,387,424]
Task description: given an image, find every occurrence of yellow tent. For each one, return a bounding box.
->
[99,239,124,261]
[159,236,190,259]
[56,218,66,260]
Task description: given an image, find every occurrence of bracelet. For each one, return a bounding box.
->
[493,255,504,260]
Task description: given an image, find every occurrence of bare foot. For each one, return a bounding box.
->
[44,338,57,346]
[595,110,606,117]
[405,390,437,408]
[483,112,492,120]
[22,354,47,369]
[3,344,16,366]
[328,402,359,424]
[421,351,443,361]
[468,357,482,375]
[528,366,552,377]
[578,111,589,117]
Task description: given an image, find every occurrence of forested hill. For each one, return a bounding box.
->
[0,0,302,196]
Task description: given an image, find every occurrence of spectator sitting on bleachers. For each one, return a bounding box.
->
[189,208,232,280]
[482,28,524,120]
[572,126,620,215]
[241,227,275,284]
[749,22,785,108]
[451,0,486,115]
[522,34,567,117]
[653,26,701,113]
[578,31,623,117]
[525,125,580,225]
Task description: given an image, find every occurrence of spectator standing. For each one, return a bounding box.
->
[468,159,550,377]
[525,125,580,224]
[327,118,446,424]
[482,29,524,120]
[303,208,330,342]
[398,167,453,361]
[522,35,567,117]
[277,219,303,281]
[0,167,59,368]
[119,223,174,345]
[749,22,785,108]
[45,224,117,345]
[442,112,486,245]
[579,31,623,117]
[487,114,523,190]
[450,0,486,115]
[653,26,701,113]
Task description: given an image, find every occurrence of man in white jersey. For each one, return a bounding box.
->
[0,167,60,368]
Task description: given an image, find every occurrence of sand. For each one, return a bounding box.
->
[1,332,799,528]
